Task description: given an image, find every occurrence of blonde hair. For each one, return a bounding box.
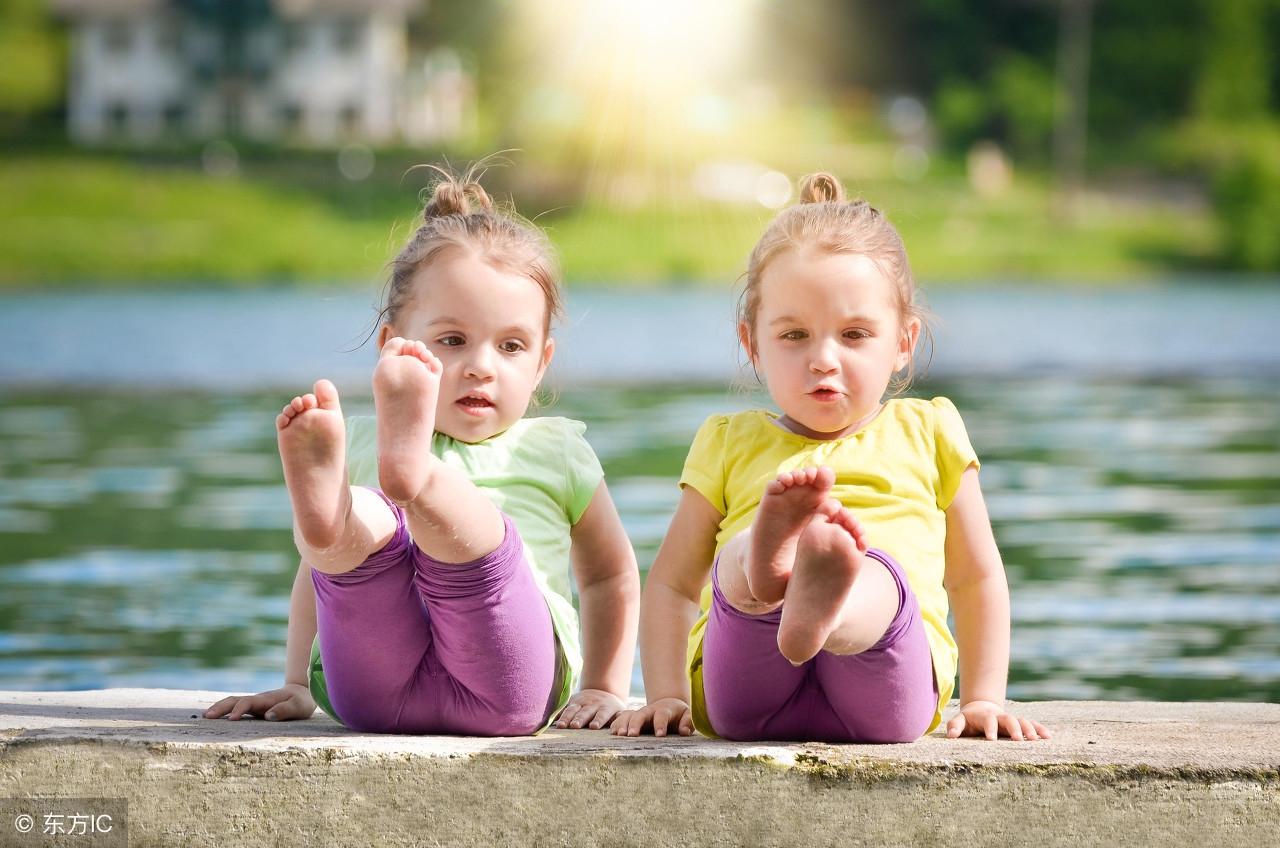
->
[738,172,930,392]
[377,162,564,339]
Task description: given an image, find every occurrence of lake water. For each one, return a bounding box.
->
[0,283,1277,702]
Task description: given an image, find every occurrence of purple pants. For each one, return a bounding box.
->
[310,489,558,735]
[702,548,936,743]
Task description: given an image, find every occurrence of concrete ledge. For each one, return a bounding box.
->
[1,690,1276,846]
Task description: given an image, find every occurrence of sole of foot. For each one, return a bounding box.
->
[746,466,837,604]
[776,506,868,666]
[372,336,443,505]
[277,378,349,551]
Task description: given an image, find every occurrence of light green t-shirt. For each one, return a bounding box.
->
[307,415,605,730]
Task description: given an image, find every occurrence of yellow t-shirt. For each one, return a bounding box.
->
[680,397,978,737]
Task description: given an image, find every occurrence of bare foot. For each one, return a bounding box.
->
[745,467,837,604]
[277,379,349,551]
[776,504,869,665]
[373,337,443,504]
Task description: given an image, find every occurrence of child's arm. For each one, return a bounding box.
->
[943,467,1050,741]
[554,481,641,730]
[613,486,721,737]
[203,557,318,721]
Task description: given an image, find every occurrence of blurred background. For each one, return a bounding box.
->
[0,0,1277,703]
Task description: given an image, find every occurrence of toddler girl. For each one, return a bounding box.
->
[207,167,639,735]
[614,173,1049,743]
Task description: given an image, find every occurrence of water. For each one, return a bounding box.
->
[1,284,1278,701]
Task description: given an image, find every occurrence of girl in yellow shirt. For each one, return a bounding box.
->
[614,173,1050,743]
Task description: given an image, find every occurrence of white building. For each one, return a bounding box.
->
[53,0,470,146]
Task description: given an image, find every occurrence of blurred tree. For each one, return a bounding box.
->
[420,0,518,147]
[1194,0,1272,121]
[1188,0,1280,270]
[1088,0,1203,140]
[0,0,64,132]
[993,53,1057,161]
[892,0,1278,158]
[1053,0,1093,211]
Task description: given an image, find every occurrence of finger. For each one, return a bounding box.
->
[653,707,671,737]
[570,704,600,729]
[1032,720,1052,740]
[555,703,581,728]
[588,704,616,730]
[679,710,694,736]
[984,714,998,741]
[203,697,236,718]
[1002,714,1024,741]
[627,710,649,737]
[946,714,965,738]
[228,697,256,720]
[1019,717,1039,741]
[267,695,304,721]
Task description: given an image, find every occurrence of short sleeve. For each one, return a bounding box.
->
[932,397,979,510]
[562,419,605,524]
[679,414,729,516]
[344,416,378,489]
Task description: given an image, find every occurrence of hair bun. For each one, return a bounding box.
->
[424,180,468,218]
[798,172,845,204]
[423,172,495,221]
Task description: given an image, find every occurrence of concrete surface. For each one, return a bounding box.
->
[0,690,1276,846]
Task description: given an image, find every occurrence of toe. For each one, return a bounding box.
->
[314,379,340,409]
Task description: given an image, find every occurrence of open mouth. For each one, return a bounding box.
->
[456,394,495,413]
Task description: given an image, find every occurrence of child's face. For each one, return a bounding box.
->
[743,248,918,439]
[380,248,554,443]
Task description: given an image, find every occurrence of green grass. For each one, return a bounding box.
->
[0,153,1222,288]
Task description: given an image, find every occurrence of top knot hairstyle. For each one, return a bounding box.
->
[376,162,564,339]
[738,171,930,391]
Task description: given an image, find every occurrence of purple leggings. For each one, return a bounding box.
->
[310,489,558,735]
[702,548,936,743]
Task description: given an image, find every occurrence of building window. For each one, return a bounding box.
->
[162,102,186,134]
[103,21,132,53]
[334,18,360,53]
[157,20,182,54]
[107,102,129,134]
[282,23,306,54]
[340,103,361,135]
[279,102,303,135]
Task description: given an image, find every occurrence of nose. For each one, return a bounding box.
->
[463,345,497,381]
[809,338,840,374]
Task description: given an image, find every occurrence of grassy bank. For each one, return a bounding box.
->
[0,152,1221,288]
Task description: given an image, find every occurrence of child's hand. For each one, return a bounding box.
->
[945,700,1050,741]
[610,697,694,738]
[554,689,627,730]
[203,683,316,722]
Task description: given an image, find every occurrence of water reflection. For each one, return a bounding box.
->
[0,374,1277,702]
